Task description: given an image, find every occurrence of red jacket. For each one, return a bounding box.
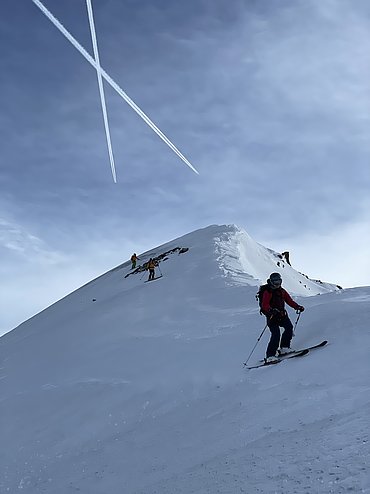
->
[261,287,300,315]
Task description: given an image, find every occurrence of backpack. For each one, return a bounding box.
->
[256,284,271,315]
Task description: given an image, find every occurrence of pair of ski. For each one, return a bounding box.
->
[144,275,163,283]
[244,340,327,370]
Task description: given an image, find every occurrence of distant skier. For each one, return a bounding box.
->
[261,273,304,363]
[147,258,157,281]
[131,253,139,270]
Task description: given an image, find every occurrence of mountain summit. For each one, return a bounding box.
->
[2,224,369,494]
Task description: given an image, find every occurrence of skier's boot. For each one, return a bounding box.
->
[279,347,296,356]
[265,355,279,364]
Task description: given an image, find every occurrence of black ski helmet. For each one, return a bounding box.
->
[268,272,282,288]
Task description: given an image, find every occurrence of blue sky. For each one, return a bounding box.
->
[1,0,369,334]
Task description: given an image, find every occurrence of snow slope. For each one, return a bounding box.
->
[1,224,369,494]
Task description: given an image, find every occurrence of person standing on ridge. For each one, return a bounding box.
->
[147,258,157,281]
[261,272,305,363]
[131,253,139,270]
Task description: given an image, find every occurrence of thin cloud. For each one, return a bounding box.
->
[0,218,64,264]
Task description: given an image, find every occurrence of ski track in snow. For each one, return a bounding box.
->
[135,412,370,494]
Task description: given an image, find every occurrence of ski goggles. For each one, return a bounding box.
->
[270,279,282,287]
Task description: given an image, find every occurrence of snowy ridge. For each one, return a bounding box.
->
[215,224,340,295]
[1,224,369,493]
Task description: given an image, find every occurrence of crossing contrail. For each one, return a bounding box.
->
[86,0,116,182]
[31,0,199,176]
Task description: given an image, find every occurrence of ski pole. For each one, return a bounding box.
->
[292,310,302,337]
[140,269,147,280]
[243,322,268,367]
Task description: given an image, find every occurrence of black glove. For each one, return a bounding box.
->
[297,305,305,312]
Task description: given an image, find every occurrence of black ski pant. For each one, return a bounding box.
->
[266,315,293,358]
[148,268,155,281]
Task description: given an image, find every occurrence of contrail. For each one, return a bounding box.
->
[31,0,199,175]
[86,0,116,182]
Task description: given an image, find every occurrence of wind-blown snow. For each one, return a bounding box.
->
[1,224,369,493]
[215,226,339,294]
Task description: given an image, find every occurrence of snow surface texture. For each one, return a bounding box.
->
[1,224,369,493]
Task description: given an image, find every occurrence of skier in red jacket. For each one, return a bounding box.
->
[261,273,304,363]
